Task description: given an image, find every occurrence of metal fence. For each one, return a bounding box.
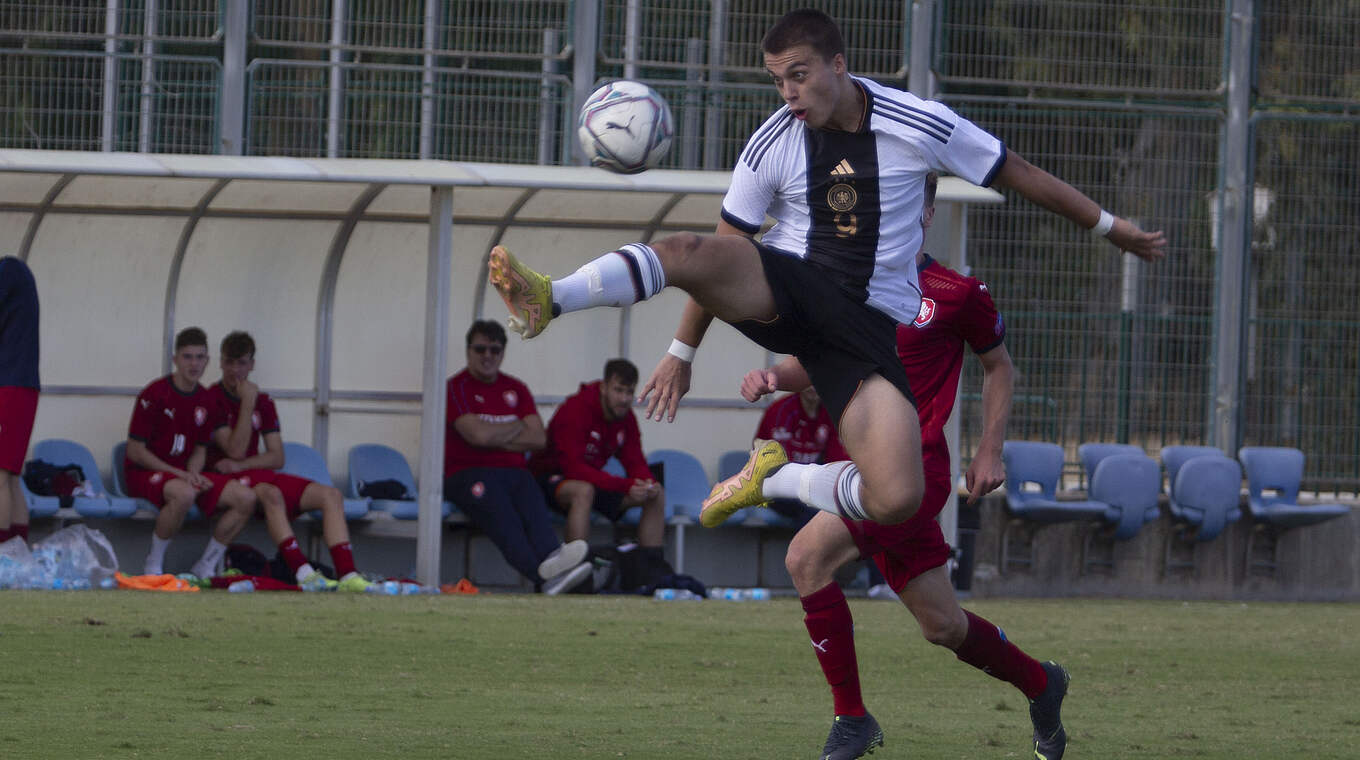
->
[1,0,1357,489]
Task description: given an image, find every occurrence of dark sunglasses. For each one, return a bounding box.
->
[470,344,504,355]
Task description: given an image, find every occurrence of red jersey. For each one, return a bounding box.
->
[126,375,221,473]
[202,382,281,469]
[755,393,848,465]
[444,369,539,475]
[529,380,653,493]
[897,254,1005,474]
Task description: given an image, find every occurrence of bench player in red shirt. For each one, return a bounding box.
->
[125,327,257,577]
[0,257,40,546]
[530,359,666,561]
[738,174,1069,760]
[205,331,370,592]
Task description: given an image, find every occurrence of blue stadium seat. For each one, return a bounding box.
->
[279,441,371,520]
[1237,447,1350,530]
[346,443,448,520]
[1165,454,1242,543]
[110,441,196,520]
[1001,441,1107,524]
[32,438,140,518]
[999,441,1107,573]
[1088,453,1162,541]
[645,449,708,522]
[1077,442,1145,488]
[19,471,60,518]
[1160,445,1241,542]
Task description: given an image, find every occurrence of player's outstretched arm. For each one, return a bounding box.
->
[964,343,1014,504]
[994,151,1167,262]
[640,298,713,422]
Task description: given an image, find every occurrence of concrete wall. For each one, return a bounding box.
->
[965,495,1360,601]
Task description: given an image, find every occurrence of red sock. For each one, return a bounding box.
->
[954,610,1048,699]
[278,537,308,574]
[328,541,356,578]
[12,523,28,542]
[801,582,865,717]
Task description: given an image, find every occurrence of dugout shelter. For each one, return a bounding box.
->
[0,149,1001,586]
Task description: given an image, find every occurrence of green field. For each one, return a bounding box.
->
[2,592,1357,759]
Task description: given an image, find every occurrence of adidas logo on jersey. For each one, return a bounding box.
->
[829,159,855,178]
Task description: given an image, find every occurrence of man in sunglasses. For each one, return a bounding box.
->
[442,319,591,594]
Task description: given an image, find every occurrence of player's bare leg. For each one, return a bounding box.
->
[553,480,596,544]
[902,561,1068,759]
[631,487,665,548]
[834,376,924,525]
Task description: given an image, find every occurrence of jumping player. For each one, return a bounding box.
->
[487,9,1161,752]
[741,173,1067,759]
[204,331,371,591]
[125,327,257,577]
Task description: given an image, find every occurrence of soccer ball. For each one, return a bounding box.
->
[577,80,674,174]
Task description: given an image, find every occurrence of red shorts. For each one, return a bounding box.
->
[0,386,39,474]
[268,472,316,520]
[842,468,953,593]
[128,469,253,518]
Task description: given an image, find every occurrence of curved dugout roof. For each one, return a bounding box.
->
[0,149,1003,585]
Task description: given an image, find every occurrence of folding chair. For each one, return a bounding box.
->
[279,441,371,519]
[1238,446,1350,575]
[999,441,1106,573]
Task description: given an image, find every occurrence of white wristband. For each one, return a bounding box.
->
[667,338,697,363]
[1091,209,1115,238]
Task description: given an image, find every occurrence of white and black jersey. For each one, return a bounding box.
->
[721,75,1005,325]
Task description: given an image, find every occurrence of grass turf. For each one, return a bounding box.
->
[1,592,1357,758]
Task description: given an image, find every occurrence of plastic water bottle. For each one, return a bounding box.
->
[653,588,677,600]
[743,587,772,601]
[227,579,255,593]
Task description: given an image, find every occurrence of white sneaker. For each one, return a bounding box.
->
[190,560,215,580]
[537,539,588,581]
[542,562,592,595]
[866,583,899,601]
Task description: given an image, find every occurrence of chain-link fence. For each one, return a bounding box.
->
[1,0,1356,489]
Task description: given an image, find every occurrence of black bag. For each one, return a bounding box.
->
[224,543,270,576]
[269,552,334,584]
[22,459,87,508]
[616,544,675,592]
[358,478,410,500]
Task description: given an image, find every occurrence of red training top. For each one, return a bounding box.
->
[755,393,848,465]
[444,369,539,475]
[530,380,653,493]
[896,254,1005,474]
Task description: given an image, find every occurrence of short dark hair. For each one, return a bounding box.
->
[220,330,255,360]
[762,8,845,62]
[466,319,507,347]
[924,171,938,207]
[174,326,207,352]
[603,358,638,387]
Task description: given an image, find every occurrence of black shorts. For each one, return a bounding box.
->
[730,242,915,425]
[538,473,629,522]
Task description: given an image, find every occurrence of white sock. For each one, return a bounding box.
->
[761,461,868,520]
[294,563,317,583]
[553,243,666,313]
[144,534,171,574]
[192,538,227,576]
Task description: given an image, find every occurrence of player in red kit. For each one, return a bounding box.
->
[204,331,371,591]
[530,359,666,560]
[125,327,257,578]
[738,174,1068,760]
